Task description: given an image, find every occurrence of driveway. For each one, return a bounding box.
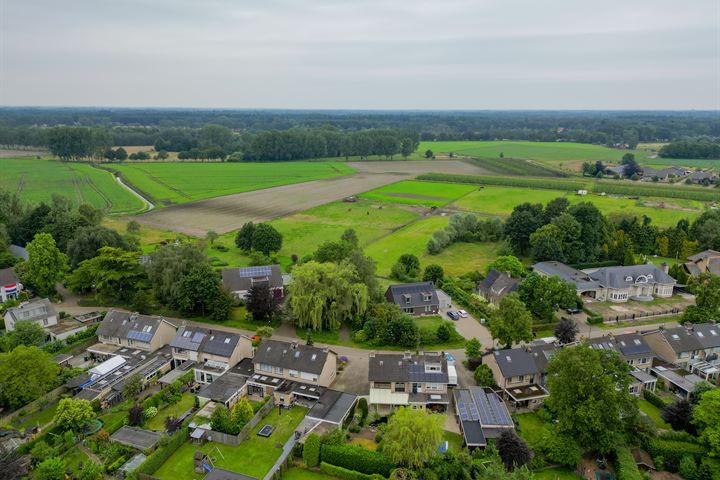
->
[437,303,494,347]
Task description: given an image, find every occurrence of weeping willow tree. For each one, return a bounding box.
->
[289,261,368,331]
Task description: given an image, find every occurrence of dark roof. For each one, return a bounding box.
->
[197,371,247,404]
[454,387,513,446]
[532,261,599,291]
[9,244,28,260]
[527,343,558,372]
[588,264,676,289]
[203,468,258,480]
[97,310,175,343]
[688,323,720,349]
[307,389,358,424]
[687,249,720,262]
[492,348,538,378]
[460,420,486,446]
[658,327,704,353]
[385,282,439,308]
[170,326,242,357]
[5,298,56,323]
[476,270,520,299]
[221,265,283,292]
[368,352,448,383]
[0,267,18,286]
[614,333,654,357]
[110,426,162,450]
[253,339,332,375]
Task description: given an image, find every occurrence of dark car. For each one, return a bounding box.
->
[565,308,581,315]
[446,310,459,321]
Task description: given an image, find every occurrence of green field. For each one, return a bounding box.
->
[106,161,355,206]
[0,158,146,214]
[642,157,720,170]
[360,180,478,207]
[144,393,195,431]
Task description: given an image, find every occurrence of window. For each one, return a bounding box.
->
[403,308,413,314]
[513,375,525,383]
[425,383,442,391]
[289,370,298,378]
[258,363,272,372]
[374,382,391,389]
[424,305,432,312]
[273,366,283,374]
[395,382,406,392]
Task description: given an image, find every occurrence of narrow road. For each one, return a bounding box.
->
[114,174,155,211]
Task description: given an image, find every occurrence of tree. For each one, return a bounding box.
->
[683,273,720,323]
[252,223,282,255]
[54,398,94,432]
[255,326,274,338]
[530,224,565,262]
[341,228,359,248]
[210,404,234,434]
[436,322,452,342]
[126,220,141,234]
[504,203,545,255]
[390,253,421,281]
[176,263,228,318]
[692,389,720,457]
[34,457,66,480]
[66,225,129,268]
[2,320,47,350]
[465,338,481,359]
[289,261,368,331]
[146,243,207,308]
[78,461,104,480]
[544,197,570,222]
[0,346,59,410]
[568,202,607,262]
[303,432,321,467]
[123,373,143,399]
[490,294,533,348]
[206,230,218,245]
[128,404,144,426]
[67,247,147,303]
[661,399,695,434]
[497,430,532,470]
[518,272,578,322]
[246,283,279,322]
[474,364,494,386]
[235,222,256,251]
[554,318,579,344]
[422,264,444,284]
[23,233,68,296]
[231,398,254,426]
[358,397,369,424]
[383,407,443,469]
[487,255,525,278]
[545,345,635,453]
[424,149,433,159]
[690,210,720,250]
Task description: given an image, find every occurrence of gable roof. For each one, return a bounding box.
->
[170,325,243,357]
[587,264,676,289]
[527,343,558,372]
[0,267,18,286]
[5,298,56,323]
[614,333,654,357]
[253,339,332,375]
[687,249,720,262]
[477,269,520,298]
[221,265,283,292]
[369,352,448,383]
[97,310,176,343]
[493,348,539,378]
[657,326,704,353]
[688,323,720,349]
[386,282,439,308]
[532,261,599,291]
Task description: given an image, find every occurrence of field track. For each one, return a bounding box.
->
[134,160,489,236]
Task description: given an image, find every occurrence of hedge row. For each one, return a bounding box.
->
[642,389,667,410]
[417,173,587,192]
[614,447,643,480]
[321,444,394,477]
[440,280,493,321]
[136,427,189,475]
[647,438,706,468]
[142,371,194,409]
[320,462,387,480]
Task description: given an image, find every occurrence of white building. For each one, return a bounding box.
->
[3,298,57,331]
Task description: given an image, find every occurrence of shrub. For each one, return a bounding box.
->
[303,433,321,468]
[136,427,188,475]
[586,314,604,325]
[474,364,494,387]
[144,407,158,419]
[647,438,706,471]
[539,430,582,468]
[436,322,452,343]
[292,442,304,458]
[679,455,698,480]
[321,443,394,477]
[614,447,643,480]
[358,398,368,425]
[320,462,386,480]
[643,389,666,410]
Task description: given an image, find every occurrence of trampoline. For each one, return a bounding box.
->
[257,424,275,437]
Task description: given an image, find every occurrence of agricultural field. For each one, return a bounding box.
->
[106,161,355,206]
[359,180,478,207]
[0,157,146,214]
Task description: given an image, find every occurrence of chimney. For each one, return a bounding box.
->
[661,262,669,274]
[291,342,298,350]
[369,351,376,358]
[403,351,412,360]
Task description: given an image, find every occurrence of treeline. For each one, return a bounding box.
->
[659,138,720,159]
[1,108,718,148]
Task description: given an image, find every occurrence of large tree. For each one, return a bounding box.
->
[66,225,129,268]
[661,399,695,434]
[489,293,533,348]
[505,203,545,255]
[53,398,95,432]
[530,224,566,262]
[553,318,579,344]
[497,430,533,470]
[0,320,47,351]
[176,263,231,319]
[692,388,720,457]
[289,261,368,331]
[246,283,279,321]
[146,243,208,308]
[23,232,68,296]
[382,407,443,469]
[683,273,720,323]
[234,222,256,251]
[545,344,635,453]
[518,272,578,322]
[689,210,720,250]
[390,253,421,281]
[251,223,283,255]
[67,247,147,303]
[568,202,607,262]
[0,346,60,410]
[486,255,525,278]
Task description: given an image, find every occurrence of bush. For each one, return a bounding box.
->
[647,438,706,471]
[586,314,604,325]
[358,398,368,425]
[473,364,495,386]
[320,462,386,480]
[679,455,698,480]
[136,427,188,475]
[643,389,666,410]
[303,433,321,468]
[321,444,394,477]
[614,447,643,480]
[538,429,582,468]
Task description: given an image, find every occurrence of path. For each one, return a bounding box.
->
[114,174,155,211]
[263,419,319,480]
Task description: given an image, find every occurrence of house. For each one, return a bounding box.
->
[453,387,514,448]
[683,249,720,279]
[3,298,57,332]
[247,339,337,406]
[533,261,676,302]
[221,265,284,301]
[385,282,439,316]
[0,267,22,303]
[641,167,688,181]
[306,389,359,427]
[650,363,706,399]
[688,170,718,184]
[196,361,253,409]
[644,323,720,381]
[484,346,552,409]
[170,326,254,384]
[95,310,178,353]
[588,333,654,372]
[368,351,449,411]
[607,165,626,176]
[476,269,520,305]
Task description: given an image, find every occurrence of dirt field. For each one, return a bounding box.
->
[0,148,48,158]
[134,160,489,236]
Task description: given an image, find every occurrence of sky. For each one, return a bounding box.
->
[1,0,719,110]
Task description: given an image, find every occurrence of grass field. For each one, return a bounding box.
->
[282,468,337,480]
[106,161,355,206]
[144,393,195,431]
[360,180,478,207]
[638,399,671,429]
[154,406,307,480]
[0,158,146,214]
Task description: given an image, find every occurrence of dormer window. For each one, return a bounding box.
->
[422,293,432,302]
[403,294,411,304]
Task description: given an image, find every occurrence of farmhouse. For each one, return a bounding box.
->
[453,387,514,449]
[221,265,284,301]
[384,281,439,316]
[0,267,22,303]
[688,170,718,184]
[170,325,253,384]
[641,166,688,181]
[475,269,520,305]
[533,261,675,302]
[94,310,178,354]
[368,351,449,411]
[3,298,57,332]
[683,249,720,279]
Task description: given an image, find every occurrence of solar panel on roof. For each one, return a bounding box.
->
[191,332,206,343]
[238,266,272,277]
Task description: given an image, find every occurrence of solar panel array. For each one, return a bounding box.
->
[456,389,479,422]
[191,332,206,343]
[238,266,271,278]
[471,387,513,426]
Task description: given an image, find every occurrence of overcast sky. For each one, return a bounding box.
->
[1,0,718,109]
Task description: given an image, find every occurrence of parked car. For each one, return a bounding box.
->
[446,310,459,321]
[457,309,468,318]
[565,308,581,315]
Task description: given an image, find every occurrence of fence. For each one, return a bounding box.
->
[201,397,275,446]
[0,385,66,427]
[602,307,684,324]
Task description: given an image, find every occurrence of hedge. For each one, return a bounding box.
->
[647,439,706,468]
[320,462,386,480]
[642,389,666,410]
[303,433,321,468]
[614,447,643,480]
[135,427,189,475]
[321,444,394,477]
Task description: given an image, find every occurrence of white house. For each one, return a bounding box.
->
[4,298,58,331]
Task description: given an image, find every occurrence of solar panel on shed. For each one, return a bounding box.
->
[238,266,271,277]
[472,388,512,426]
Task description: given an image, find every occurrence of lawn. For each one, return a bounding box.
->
[453,185,703,227]
[638,399,671,429]
[0,157,146,214]
[106,161,355,206]
[442,431,464,452]
[154,406,307,480]
[360,180,478,207]
[62,447,90,473]
[282,468,338,480]
[515,412,550,446]
[144,393,196,432]
[16,401,59,430]
[534,467,583,480]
